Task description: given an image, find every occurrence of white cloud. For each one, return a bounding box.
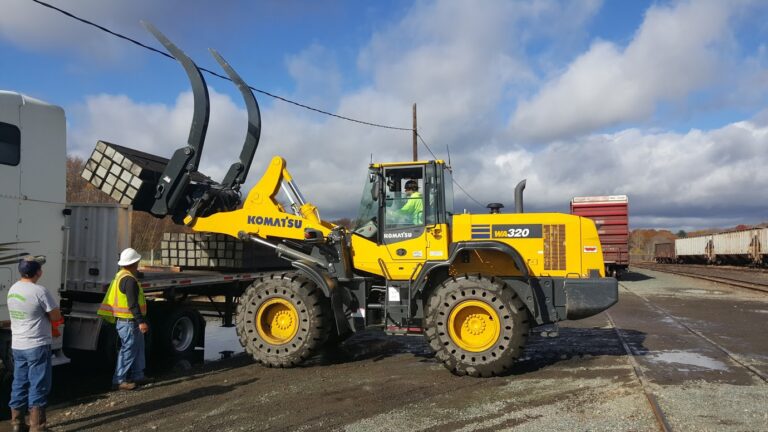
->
[509,0,755,141]
[69,88,247,182]
[474,118,768,228]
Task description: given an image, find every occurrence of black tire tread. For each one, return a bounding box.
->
[424,274,530,377]
[236,272,331,367]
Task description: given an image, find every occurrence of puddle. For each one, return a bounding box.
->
[679,289,725,295]
[203,321,244,362]
[646,351,729,371]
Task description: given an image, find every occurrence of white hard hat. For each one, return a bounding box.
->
[118,248,142,266]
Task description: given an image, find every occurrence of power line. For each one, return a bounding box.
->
[30,0,413,132]
[416,133,438,160]
[416,132,484,208]
[452,178,485,208]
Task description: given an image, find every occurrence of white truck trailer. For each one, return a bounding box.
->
[0,91,284,402]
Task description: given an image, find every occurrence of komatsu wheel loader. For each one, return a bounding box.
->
[83,23,618,377]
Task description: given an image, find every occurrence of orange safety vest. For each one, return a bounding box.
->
[97,269,146,322]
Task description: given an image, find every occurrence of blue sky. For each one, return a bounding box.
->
[2,0,767,230]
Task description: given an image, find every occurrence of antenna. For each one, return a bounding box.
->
[446,145,452,166]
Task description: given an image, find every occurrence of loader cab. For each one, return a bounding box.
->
[352,161,454,266]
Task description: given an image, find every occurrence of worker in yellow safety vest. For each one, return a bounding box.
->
[97,248,148,390]
[400,179,424,224]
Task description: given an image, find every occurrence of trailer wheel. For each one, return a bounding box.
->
[157,307,203,356]
[236,273,331,367]
[425,274,530,377]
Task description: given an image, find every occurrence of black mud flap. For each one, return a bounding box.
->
[563,277,618,320]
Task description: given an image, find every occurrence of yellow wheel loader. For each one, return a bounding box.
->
[84,24,618,377]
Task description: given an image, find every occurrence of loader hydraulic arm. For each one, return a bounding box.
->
[185,156,334,242]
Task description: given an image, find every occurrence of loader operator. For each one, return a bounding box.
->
[7,255,62,432]
[97,248,149,391]
[399,180,424,225]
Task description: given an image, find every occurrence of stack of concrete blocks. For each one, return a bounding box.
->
[81,141,147,206]
[80,140,210,212]
[160,232,288,270]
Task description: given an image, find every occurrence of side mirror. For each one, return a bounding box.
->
[370,174,381,202]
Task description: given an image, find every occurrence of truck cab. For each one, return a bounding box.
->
[0,91,68,366]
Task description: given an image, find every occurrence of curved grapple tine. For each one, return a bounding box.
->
[210,48,262,190]
[141,21,210,217]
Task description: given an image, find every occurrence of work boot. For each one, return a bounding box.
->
[28,406,48,432]
[10,408,26,432]
[118,381,137,390]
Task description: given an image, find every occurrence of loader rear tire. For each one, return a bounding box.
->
[425,274,530,377]
[236,273,331,367]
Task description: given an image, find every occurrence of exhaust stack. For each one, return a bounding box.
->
[515,180,526,213]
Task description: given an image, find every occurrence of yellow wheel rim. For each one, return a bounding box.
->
[447,300,501,352]
[256,298,299,345]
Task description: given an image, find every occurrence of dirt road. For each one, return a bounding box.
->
[10,269,767,431]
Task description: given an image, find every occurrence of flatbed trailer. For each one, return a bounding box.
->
[61,204,286,359]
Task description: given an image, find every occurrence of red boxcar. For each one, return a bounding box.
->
[570,195,629,277]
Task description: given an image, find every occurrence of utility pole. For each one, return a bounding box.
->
[412,103,418,161]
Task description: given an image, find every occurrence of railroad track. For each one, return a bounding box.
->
[606,311,672,432]
[607,284,768,432]
[632,262,768,294]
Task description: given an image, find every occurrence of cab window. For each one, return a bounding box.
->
[0,123,21,166]
[384,167,424,229]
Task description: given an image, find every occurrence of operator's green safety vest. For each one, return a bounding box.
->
[97,269,146,323]
[401,191,424,224]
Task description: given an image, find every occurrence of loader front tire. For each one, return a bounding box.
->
[236,273,331,367]
[425,274,530,377]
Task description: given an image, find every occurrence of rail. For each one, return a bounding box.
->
[606,312,672,432]
[633,262,768,294]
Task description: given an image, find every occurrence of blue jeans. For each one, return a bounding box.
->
[9,345,52,409]
[113,319,146,385]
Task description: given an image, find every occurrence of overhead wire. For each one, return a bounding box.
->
[30,0,486,208]
[417,133,484,208]
[30,0,412,131]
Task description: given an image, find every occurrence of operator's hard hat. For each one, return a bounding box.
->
[405,180,419,191]
[118,248,142,266]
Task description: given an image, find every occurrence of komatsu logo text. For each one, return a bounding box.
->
[247,215,302,229]
[384,232,413,239]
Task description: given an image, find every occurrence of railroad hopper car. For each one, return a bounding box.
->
[675,235,713,264]
[659,228,768,266]
[712,228,767,265]
[570,195,629,277]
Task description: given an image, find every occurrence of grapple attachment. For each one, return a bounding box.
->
[80,23,262,224]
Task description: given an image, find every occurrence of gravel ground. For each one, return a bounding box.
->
[7,268,765,432]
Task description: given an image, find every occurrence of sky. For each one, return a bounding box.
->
[2,0,767,231]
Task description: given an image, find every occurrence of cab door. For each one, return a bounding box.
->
[379,165,427,280]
